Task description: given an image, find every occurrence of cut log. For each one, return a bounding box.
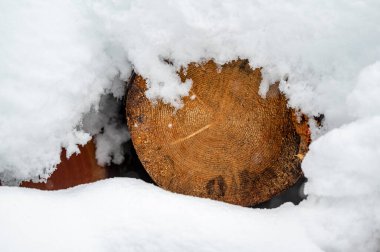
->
[21,140,107,190]
[126,60,310,206]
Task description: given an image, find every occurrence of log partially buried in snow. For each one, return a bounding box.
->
[126,60,310,206]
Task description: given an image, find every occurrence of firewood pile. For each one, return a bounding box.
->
[19,59,311,207]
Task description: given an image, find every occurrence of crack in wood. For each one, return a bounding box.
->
[170,123,212,145]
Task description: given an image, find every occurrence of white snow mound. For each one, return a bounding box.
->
[0,0,380,250]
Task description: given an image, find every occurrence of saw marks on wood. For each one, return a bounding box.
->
[170,123,212,145]
[126,59,310,206]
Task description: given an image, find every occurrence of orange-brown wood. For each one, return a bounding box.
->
[127,59,310,206]
[21,140,107,190]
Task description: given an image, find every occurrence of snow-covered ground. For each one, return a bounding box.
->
[0,0,380,251]
[0,178,320,252]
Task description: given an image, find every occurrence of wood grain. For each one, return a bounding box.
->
[127,60,310,206]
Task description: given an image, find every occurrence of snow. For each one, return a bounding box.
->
[1,0,380,250]
[0,179,321,252]
[304,116,380,198]
[347,62,380,119]
[0,0,132,184]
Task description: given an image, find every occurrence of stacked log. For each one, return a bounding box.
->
[21,140,107,190]
[126,60,310,206]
